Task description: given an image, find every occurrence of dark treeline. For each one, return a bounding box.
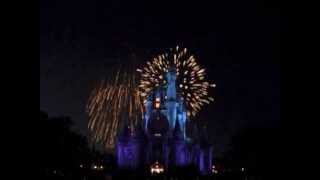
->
[38,110,109,179]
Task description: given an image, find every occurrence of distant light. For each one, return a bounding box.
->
[100,165,104,170]
[241,168,245,172]
[212,165,218,174]
[179,84,183,88]
[93,165,97,169]
[80,164,83,168]
[150,161,164,175]
[154,133,162,137]
[155,97,161,108]
[53,170,57,174]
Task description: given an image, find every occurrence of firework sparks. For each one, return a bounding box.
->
[137,46,216,117]
[86,67,143,149]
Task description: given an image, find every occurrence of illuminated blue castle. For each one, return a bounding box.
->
[116,68,213,175]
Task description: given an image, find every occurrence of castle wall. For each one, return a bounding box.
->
[172,141,194,167]
[116,139,142,169]
[197,146,213,175]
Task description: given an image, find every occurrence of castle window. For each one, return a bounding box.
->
[155,97,161,109]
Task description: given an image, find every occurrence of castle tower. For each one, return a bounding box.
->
[197,126,213,175]
[172,120,190,167]
[177,99,187,139]
[116,122,142,169]
[165,68,178,131]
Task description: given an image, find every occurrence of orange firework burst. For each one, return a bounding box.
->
[137,46,216,117]
[86,67,143,149]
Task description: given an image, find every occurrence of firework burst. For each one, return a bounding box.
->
[86,67,143,149]
[137,46,216,117]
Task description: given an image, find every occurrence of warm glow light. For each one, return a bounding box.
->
[150,162,164,175]
[155,97,161,108]
[212,165,218,174]
[155,103,160,109]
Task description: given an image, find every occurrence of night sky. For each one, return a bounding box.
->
[40,0,282,156]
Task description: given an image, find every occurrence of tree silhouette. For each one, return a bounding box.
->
[39,110,102,179]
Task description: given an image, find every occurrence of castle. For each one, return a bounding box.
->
[115,68,213,175]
